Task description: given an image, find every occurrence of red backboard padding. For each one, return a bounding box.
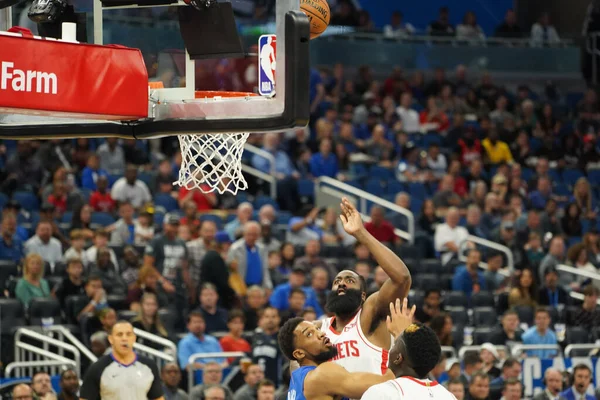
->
[0,32,148,120]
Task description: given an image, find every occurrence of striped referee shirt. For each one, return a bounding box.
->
[80,353,163,400]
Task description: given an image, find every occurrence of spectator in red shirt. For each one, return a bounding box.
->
[219,309,251,363]
[364,206,397,244]
[89,176,116,213]
[47,180,68,216]
[419,96,450,133]
[178,184,217,212]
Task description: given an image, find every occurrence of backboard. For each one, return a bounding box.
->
[0,0,310,139]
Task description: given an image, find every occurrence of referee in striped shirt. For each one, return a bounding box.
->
[80,320,165,400]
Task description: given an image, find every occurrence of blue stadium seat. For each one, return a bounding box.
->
[553,183,571,197]
[297,179,315,198]
[422,132,442,147]
[567,236,582,248]
[154,194,179,212]
[521,168,534,182]
[90,212,116,227]
[0,193,8,209]
[565,92,584,109]
[61,212,73,224]
[276,211,293,225]
[137,171,154,188]
[447,307,468,327]
[254,196,279,210]
[108,174,121,187]
[473,307,497,327]
[408,182,427,200]
[153,212,165,227]
[365,179,385,196]
[445,291,469,308]
[79,189,92,204]
[12,191,39,211]
[369,166,394,181]
[562,169,585,186]
[386,181,404,196]
[471,291,495,308]
[350,164,368,179]
[548,169,561,184]
[588,169,600,185]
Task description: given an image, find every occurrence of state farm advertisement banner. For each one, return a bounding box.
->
[0,33,148,120]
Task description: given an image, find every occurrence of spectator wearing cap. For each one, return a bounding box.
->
[24,221,63,267]
[572,285,600,330]
[110,165,152,209]
[0,212,24,263]
[480,343,501,379]
[97,137,125,176]
[81,154,109,191]
[434,207,469,265]
[227,221,272,290]
[225,202,254,241]
[145,214,191,318]
[269,267,323,316]
[452,249,486,298]
[445,359,461,385]
[539,236,566,283]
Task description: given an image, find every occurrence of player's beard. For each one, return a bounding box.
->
[312,345,338,363]
[326,288,363,317]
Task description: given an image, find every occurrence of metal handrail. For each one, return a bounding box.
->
[458,235,514,274]
[4,360,76,377]
[15,328,82,377]
[133,341,176,365]
[440,346,457,359]
[14,341,79,378]
[133,328,178,352]
[556,264,600,281]
[315,176,415,243]
[511,344,562,357]
[459,345,508,359]
[241,163,277,199]
[569,291,600,306]
[564,343,600,357]
[244,143,276,176]
[47,325,98,364]
[187,351,246,393]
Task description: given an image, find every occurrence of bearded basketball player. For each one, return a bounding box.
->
[315,198,412,376]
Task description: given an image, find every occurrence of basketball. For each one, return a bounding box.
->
[300,0,330,39]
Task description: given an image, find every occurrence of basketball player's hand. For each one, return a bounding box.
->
[386,298,416,340]
[339,197,364,236]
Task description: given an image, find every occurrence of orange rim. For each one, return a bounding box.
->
[195,90,258,99]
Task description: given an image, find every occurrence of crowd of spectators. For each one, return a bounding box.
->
[1,13,600,399]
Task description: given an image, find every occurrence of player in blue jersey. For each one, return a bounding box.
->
[278,298,415,400]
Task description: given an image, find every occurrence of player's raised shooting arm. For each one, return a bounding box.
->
[339,198,411,313]
[306,362,392,399]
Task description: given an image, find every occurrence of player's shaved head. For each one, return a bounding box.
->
[389,323,441,379]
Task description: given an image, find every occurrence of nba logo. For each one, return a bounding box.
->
[258,34,276,96]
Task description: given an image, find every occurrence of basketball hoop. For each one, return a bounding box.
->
[175,91,259,196]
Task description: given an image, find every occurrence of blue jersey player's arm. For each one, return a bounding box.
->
[304,362,393,399]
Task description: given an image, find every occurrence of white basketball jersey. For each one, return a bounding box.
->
[360,377,457,400]
[320,309,389,375]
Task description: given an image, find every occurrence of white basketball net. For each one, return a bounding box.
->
[176,132,250,195]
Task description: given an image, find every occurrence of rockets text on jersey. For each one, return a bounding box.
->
[320,309,389,375]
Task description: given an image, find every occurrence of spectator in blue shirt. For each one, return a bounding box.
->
[80,154,109,191]
[559,364,595,400]
[309,68,325,117]
[521,307,558,359]
[452,248,487,298]
[309,139,338,178]
[0,213,24,264]
[177,311,226,371]
[251,133,301,212]
[528,176,553,210]
[269,267,324,316]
